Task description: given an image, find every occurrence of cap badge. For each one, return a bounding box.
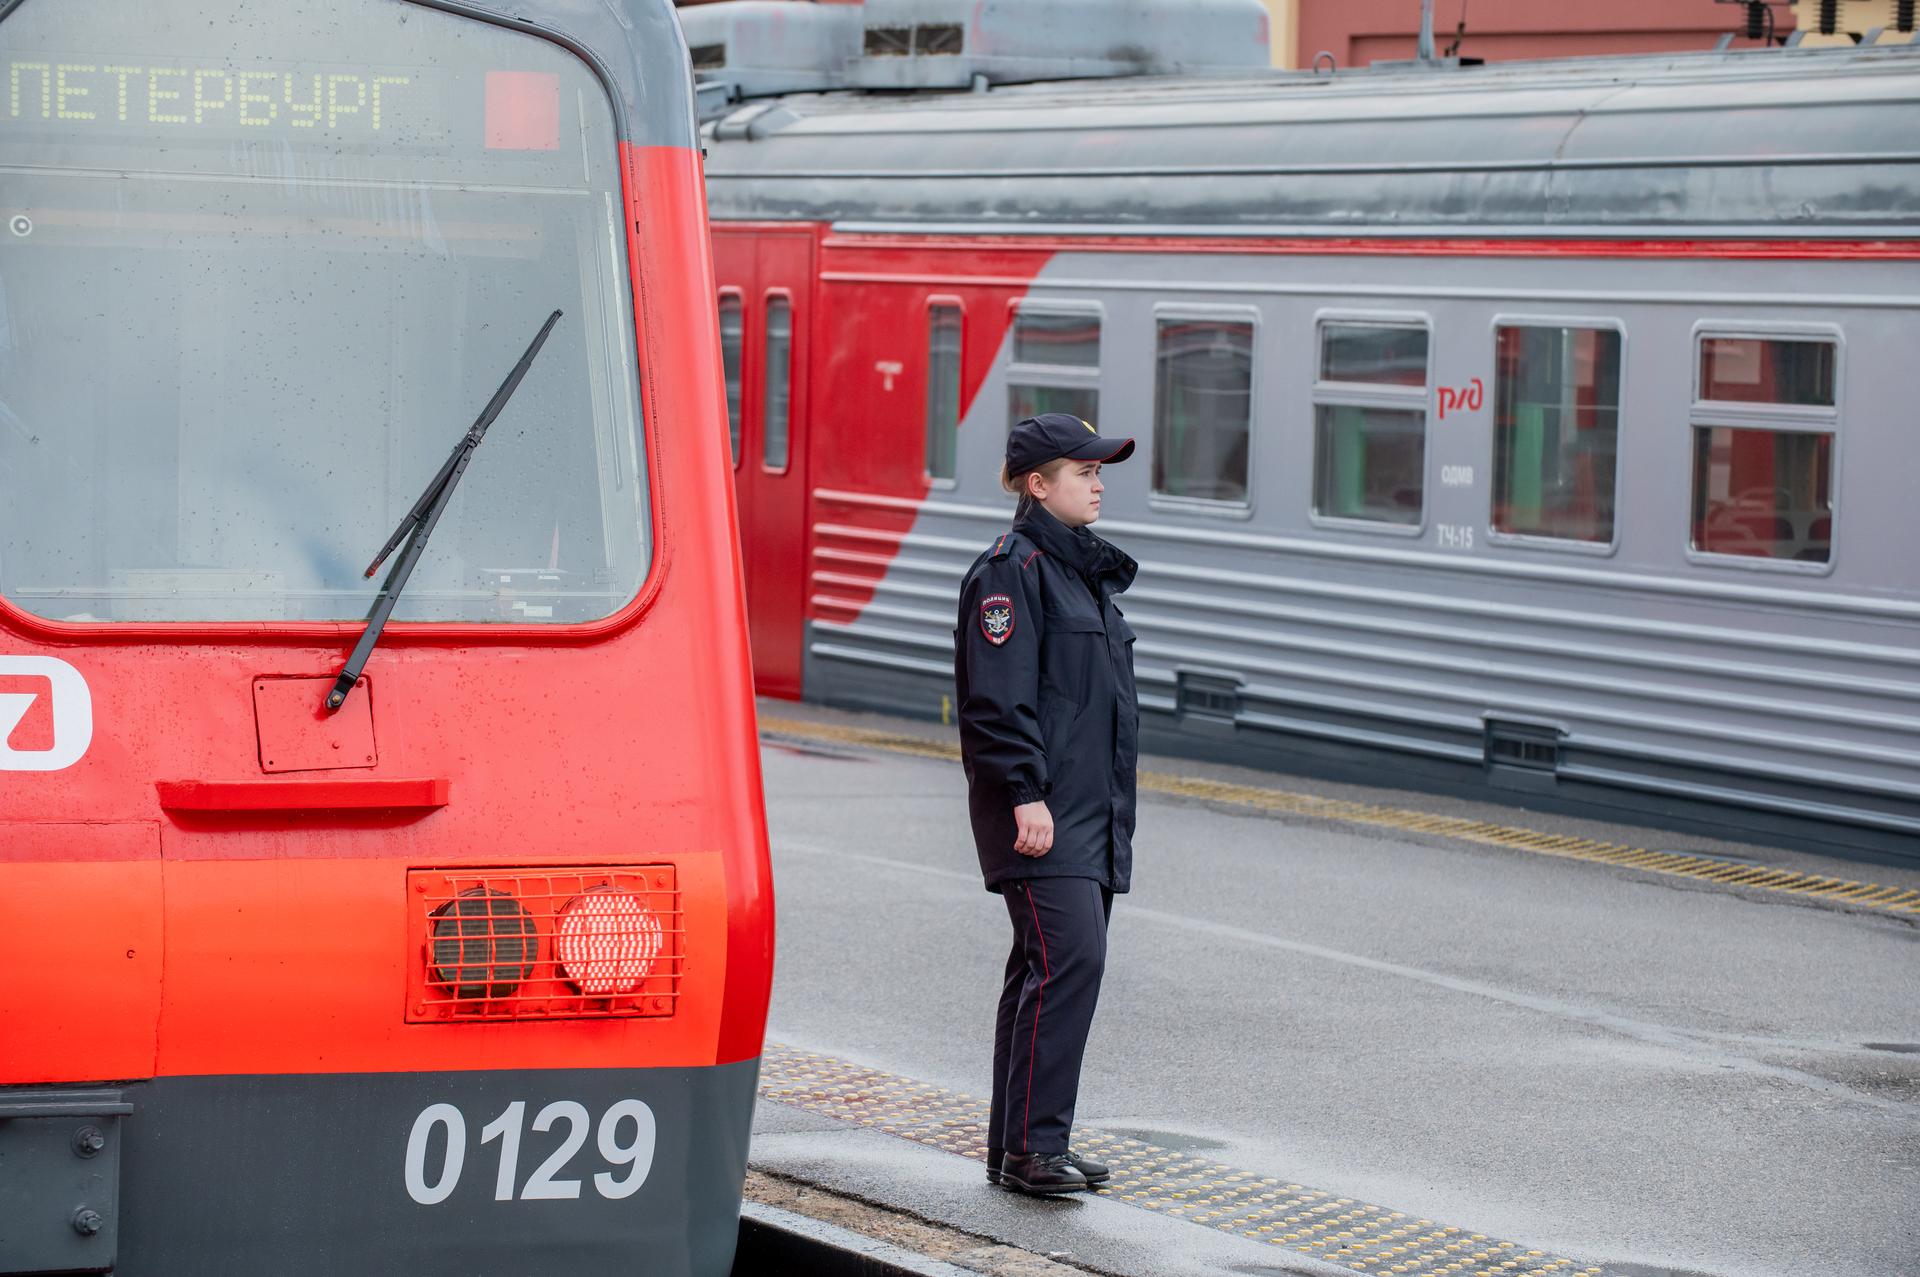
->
[980,594,1015,646]
[1081,419,1095,433]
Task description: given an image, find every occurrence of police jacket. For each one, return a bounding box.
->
[955,504,1140,894]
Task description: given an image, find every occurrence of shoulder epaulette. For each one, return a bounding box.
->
[987,532,1017,561]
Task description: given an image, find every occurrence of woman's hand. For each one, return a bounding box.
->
[1012,800,1054,857]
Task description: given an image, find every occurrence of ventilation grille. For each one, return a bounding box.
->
[1176,669,1242,722]
[864,25,913,56]
[406,867,681,1021]
[1484,720,1562,772]
[915,24,965,55]
[690,43,727,71]
[863,24,964,56]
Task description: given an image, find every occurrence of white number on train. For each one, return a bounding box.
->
[1435,523,1475,550]
[403,1104,467,1206]
[405,1099,656,1205]
[522,1101,591,1200]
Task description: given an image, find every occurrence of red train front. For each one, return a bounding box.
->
[0,1,772,1273]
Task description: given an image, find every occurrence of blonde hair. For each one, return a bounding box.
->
[999,457,1071,519]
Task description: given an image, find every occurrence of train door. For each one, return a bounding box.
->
[716,228,813,698]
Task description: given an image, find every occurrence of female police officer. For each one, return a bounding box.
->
[954,412,1139,1196]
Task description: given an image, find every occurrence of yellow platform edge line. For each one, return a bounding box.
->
[759,716,1915,919]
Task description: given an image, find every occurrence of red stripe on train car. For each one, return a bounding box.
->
[817,232,1920,260]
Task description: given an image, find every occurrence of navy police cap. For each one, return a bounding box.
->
[1006,412,1135,474]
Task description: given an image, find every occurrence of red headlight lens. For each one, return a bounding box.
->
[555,889,664,996]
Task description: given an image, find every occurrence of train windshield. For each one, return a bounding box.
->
[0,0,650,624]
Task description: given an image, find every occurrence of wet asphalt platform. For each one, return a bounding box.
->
[743,700,1920,1277]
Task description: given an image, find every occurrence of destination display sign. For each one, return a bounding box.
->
[5,54,469,145]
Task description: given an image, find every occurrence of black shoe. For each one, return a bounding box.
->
[1066,1151,1110,1185]
[1000,1151,1090,1195]
[986,1147,1004,1185]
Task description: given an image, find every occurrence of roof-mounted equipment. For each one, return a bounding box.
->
[1786,0,1920,46]
[682,0,1271,112]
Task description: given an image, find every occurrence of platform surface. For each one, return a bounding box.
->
[749,701,1920,1277]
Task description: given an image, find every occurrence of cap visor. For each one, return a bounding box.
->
[1066,436,1134,464]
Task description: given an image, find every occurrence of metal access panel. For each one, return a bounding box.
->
[0,1090,128,1274]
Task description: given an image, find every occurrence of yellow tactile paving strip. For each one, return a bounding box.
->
[760,1043,1613,1277]
[760,716,1920,918]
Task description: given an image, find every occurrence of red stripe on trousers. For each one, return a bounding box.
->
[1023,882,1050,1153]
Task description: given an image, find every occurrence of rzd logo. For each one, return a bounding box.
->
[0,656,92,772]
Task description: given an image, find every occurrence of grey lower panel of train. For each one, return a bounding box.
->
[0,1060,757,1277]
[811,644,1920,866]
[803,249,1920,869]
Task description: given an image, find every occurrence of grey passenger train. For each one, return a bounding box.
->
[696,0,1920,867]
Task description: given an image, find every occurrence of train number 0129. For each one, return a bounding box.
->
[404,1099,657,1205]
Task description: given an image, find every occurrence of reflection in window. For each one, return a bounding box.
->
[1700,338,1835,406]
[1153,319,1252,504]
[925,304,962,482]
[1691,429,1832,563]
[1314,407,1426,525]
[1012,310,1100,368]
[1009,384,1099,429]
[763,297,791,470]
[1320,324,1429,386]
[1008,308,1100,439]
[1312,322,1428,526]
[719,295,743,466]
[0,0,649,624]
[1492,326,1620,543]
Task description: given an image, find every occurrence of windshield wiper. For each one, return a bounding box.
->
[326,309,563,712]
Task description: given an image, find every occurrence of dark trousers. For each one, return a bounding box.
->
[990,876,1113,1156]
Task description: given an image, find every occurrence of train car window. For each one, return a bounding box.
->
[1313,407,1426,525]
[1689,334,1837,566]
[1700,338,1835,407]
[0,0,651,624]
[1320,325,1429,387]
[1691,429,1833,563]
[1152,318,1252,505]
[763,297,792,471]
[1013,311,1100,369]
[925,304,963,483]
[1312,322,1429,528]
[1010,384,1100,426]
[1491,326,1621,544]
[720,294,745,468]
[1007,306,1100,435]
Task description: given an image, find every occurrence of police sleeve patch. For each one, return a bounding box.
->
[980,594,1015,646]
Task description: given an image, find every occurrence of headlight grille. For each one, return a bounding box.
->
[407,867,681,1021]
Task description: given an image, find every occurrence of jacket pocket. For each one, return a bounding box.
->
[1041,691,1079,770]
[1040,609,1106,714]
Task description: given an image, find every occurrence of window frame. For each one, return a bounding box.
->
[1307,310,1433,539]
[1146,301,1261,521]
[759,288,794,476]
[923,294,965,491]
[1483,312,1628,559]
[0,0,665,641]
[1005,299,1103,437]
[717,286,746,472]
[1684,320,1842,577]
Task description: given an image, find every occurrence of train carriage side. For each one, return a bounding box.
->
[0,1,771,1274]
[707,48,1920,867]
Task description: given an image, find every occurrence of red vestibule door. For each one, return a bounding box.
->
[711,225,813,698]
